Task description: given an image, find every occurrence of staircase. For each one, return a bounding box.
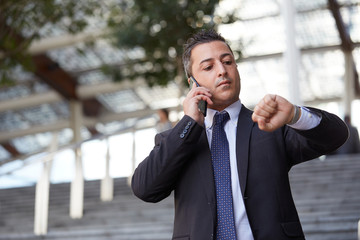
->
[0,178,174,240]
[290,154,360,240]
[0,155,359,240]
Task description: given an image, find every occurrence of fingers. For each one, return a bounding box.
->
[256,118,271,131]
[183,86,212,124]
[252,94,295,132]
[261,94,277,112]
[190,86,213,104]
[252,94,278,121]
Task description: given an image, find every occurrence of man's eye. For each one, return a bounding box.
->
[204,65,213,71]
[224,60,232,65]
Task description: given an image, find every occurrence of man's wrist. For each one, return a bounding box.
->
[288,105,301,125]
[289,106,322,130]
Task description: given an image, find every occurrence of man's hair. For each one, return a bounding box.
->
[182,29,232,78]
[159,108,169,118]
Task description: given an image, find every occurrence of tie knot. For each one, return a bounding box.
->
[214,111,230,127]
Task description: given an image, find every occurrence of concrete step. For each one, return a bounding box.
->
[0,155,359,240]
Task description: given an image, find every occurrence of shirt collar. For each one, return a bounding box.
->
[205,99,242,130]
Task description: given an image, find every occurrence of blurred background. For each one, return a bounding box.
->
[0,0,359,239]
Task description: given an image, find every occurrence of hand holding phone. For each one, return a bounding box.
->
[189,76,207,117]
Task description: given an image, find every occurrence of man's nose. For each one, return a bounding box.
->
[217,62,227,77]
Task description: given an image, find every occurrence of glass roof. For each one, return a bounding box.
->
[77,71,112,85]
[0,111,30,132]
[97,89,146,113]
[135,82,181,109]
[47,42,145,73]
[0,72,49,100]
[0,0,359,165]
[297,9,341,48]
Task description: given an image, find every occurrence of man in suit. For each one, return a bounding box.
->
[131,29,348,240]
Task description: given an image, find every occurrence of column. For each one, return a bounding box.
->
[282,0,302,105]
[101,138,113,201]
[343,51,355,117]
[127,129,136,186]
[34,133,58,235]
[69,100,84,219]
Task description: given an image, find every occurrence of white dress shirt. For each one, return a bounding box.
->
[204,100,321,240]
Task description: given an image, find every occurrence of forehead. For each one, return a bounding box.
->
[191,41,232,63]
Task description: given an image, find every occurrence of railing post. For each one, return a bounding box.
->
[127,128,136,186]
[69,100,84,219]
[34,133,58,235]
[101,138,113,201]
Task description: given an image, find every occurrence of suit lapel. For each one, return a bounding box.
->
[196,130,216,221]
[236,106,254,196]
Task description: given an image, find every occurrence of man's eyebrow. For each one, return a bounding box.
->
[199,58,213,65]
[199,53,232,65]
[220,53,232,59]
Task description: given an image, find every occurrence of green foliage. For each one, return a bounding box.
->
[105,0,238,86]
[0,0,239,87]
[0,0,104,86]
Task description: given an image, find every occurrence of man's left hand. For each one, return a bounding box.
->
[252,94,295,132]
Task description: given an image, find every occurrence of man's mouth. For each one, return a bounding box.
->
[217,79,231,87]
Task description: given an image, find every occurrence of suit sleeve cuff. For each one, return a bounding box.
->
[288,106,322,130]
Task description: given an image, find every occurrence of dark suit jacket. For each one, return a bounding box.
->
[132,105,348,240]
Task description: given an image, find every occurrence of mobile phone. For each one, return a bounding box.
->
[189,76,207,116]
